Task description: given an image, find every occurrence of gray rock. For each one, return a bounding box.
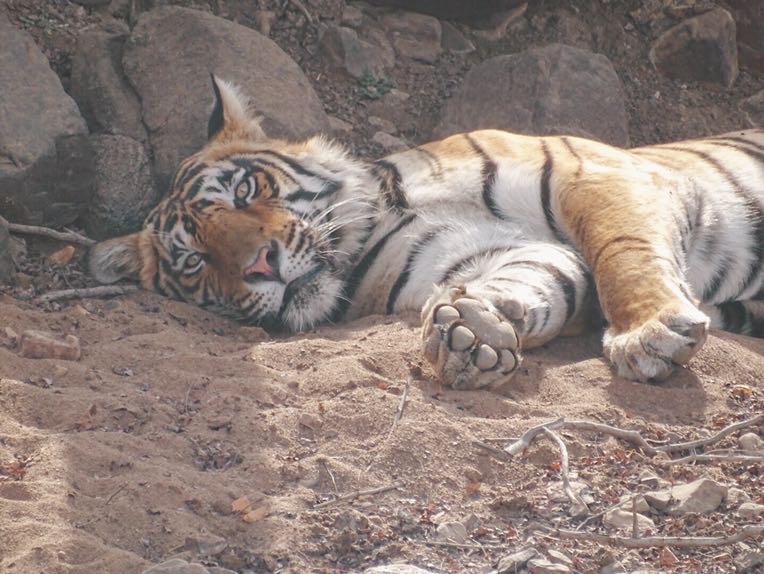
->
[617,494,651,513]
[435,521,468,544]
[644,489,672,511]
[364,566,436,574]
[372,131,408,153]
[341,4,364,28]
[727,487,752,507]
[497,547,539,573]
[320,25,395,79]
[735,550,764,574]
[0,216,13,284]
[603,507,655,534]
[737,502,764,519]
[441,21,475,54]
[649,8,738,88]
[668,478,727,515]
[381,11,442,63]
[436,44,629,146]
[528,557,571,574]
[0,15,93,227]
[737,431,763,451]
[82,135,158,240]
[70,31,147,143]
[547,550,573,567]
[142,560,233,574]
[123,6,329,192]
[365,0,527,22]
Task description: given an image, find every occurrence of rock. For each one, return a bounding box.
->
[328,116,354,133]
[0,216,14,283]
[726,487,751,507]
[381,11,442,63]
[737,502,764,519]
[548,549,573,568]
[436,44,629,146]
[142,559,226,574]
[528,557,571,574]
[649,8,738,88]
[725,0,764,73]
[123,7,330,192]
[617,494,650,513]
[0,15,93,227]
[365,0,527,22]
[372,132,408,153]
[193,533,228,556]
[82,135,158,240]
[497,547,539,573]
[367,89,415,133]
[637,469,667,490]
[341,4,364,28]
[364,566,436,574]
[668,478,727,515]
[644,489,672,511]
[319,25,395,79]
[738,432,763,451]
[298,413,323,431]
[70,31,147,143]
[369,115,398,133]
[19,330,81,361]
[441,21,475,54]
[735,550,764,574]
[435,521,468,544]
[1,326,19,348]
[603,507,655,535]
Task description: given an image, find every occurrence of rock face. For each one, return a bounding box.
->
[0,15,93,227]
[82,135,158,240]
[70,31,147,143]
[122,7,330,191]
[436,44,628,146]
[649,8,738,88]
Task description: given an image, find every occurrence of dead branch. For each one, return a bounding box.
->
[391,375,413,431]
[105,483,127,504]
[6,221,95,247]
[422,540,511,551]
[504,417,564,456]
[542,427,589,517]
[654,414,764,453]
[312,482,401,509]
[535,524,764,549]
[656,453,764,466]
[35,285,139,303]
[472,440,510,459]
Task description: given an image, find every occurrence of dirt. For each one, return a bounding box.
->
[1,1,763,573]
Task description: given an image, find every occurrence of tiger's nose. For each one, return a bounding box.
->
[243,241,282,282]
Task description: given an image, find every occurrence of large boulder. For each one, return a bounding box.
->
[0,15,93,227]
[435,44,629,147]
[122,7,330,192]
[649,8,738,88]
[82,135,158,240]
[70,31,147,143]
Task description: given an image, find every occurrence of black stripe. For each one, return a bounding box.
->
[664,147,764,301]
[708,135,764,155]
[372,160,409,209]
[540,141,566,243]
[504,260,577,320]
[416,148,444,180]
[439,246,514,284]
[559,137,583,175]
[285,181,341,202]
[590,236,655,272]
[464,134,504,220]
[386,230,440,314]
[705,140,764,163]
[333,213,417,319]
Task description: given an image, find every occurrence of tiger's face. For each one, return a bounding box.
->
[89,77,376,331]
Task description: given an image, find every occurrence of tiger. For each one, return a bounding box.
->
[89,77,764,390]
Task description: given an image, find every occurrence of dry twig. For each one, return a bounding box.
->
[312,482,401,509]
[656,453,764,466]
[287,0,313,23]
[535,524,764,549]
[422,540,511,551]
[105,483,127,504]
[391,375,413,432]
[6,221,95,247]
[654,414,764,453]
[542,427,589,517]
[35,285,139,303]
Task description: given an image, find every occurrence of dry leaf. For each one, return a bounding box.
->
[242,504,269,523]
[731,384,753,399]
[660,547,678,568]
[231,496,251,514]
[48,245,76,267]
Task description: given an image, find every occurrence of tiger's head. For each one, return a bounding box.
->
[89,77,377,331]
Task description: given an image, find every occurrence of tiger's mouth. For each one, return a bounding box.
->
[278,264,324,318]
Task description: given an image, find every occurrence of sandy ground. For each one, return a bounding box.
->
[0,290,762,573]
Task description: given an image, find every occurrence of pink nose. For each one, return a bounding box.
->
[244,245,276,279]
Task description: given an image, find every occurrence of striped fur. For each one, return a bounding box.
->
[89,78,764,387]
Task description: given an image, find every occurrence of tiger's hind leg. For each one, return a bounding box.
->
[421,242,595,390]
[704,301,764,338]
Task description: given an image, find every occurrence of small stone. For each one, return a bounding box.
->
[341,4,364,28]
[381,11,442,63]
[19,330,81,361]
[237,326,269,343]
[195,533,228,556]
[548,549,573,567]
[617,494,650,513]
[368,115,397,133]
[603,508,655,535]
[737,502,764,519]
[372,131,408,153]
[464,467,483,482]
[738,432,763,451]
[668,478,727,515]
[528,557,571,574]
[497,547,539,573]
[1,326,18,348]
[726,487,751,507]
[435,521,468,544]
[644,490,672,511]
[328,116,353,132]
[298,413,323,431]
[637,469,666,489]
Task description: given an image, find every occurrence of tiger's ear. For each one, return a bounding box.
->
[208,74,267,143]
[89,233,146,284]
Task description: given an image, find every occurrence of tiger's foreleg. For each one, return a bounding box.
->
[557,172,710,381]
[421,243,595,390]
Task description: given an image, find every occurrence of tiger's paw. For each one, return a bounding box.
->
[603,305,709,382]
[421,286,521,390]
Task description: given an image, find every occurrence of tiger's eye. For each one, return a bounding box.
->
[185,253,202,268]
[235,180,250,199]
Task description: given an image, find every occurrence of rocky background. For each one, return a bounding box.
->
[0,2,763,574]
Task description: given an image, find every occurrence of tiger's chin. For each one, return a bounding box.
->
[272,269,345,333]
